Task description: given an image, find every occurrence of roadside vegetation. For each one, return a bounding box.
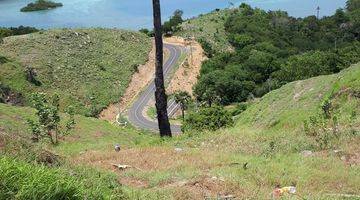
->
[0,28,151,117]
[20,0,63,12]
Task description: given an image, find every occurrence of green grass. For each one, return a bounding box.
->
[1,63,359,199]
[0,156,126,200]
[0,28,151,116]
[176,9,233,53]
[146,106,157,120]
[0,103,159,157]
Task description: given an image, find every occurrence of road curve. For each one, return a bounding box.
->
[127,43,183,134]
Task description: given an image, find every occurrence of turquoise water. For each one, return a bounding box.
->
[0,0,347,30]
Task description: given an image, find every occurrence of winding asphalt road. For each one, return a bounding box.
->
[127,43,183,134]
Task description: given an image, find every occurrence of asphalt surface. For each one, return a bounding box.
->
[127,43,183,134]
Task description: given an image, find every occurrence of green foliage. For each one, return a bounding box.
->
[346,0,360,11]
[197,38,215,58]
[273,51,338,83]
[64,105,76,133]
[303,94,342,150]
[193,3,360,106]
[194,69,256,105]
[162,10,184,34]
[0,157,127,200]
[230,102,250,116]
[173,91,191,120]
[139,28,154,37]
[229,34,255,49]
[20,0,63,12]
[27,92,75,144]
[0,26,38,42]
[182,106,233,132]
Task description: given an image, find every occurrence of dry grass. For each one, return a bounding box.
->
[73,147,217,172]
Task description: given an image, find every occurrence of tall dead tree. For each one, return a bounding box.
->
[152,0,172,137]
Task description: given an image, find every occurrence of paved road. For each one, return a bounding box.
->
[127,43,183,134]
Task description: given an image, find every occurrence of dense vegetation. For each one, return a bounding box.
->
[0,26,38,41]
[182,106,233,132]
[192,2,360,106]
[0,29,151,116]
[20,0,63,12]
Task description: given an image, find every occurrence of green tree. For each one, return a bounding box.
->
[162,9,184,34]
[173,91,191,120]
[27,92,75,144]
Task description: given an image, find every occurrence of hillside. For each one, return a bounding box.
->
[1,63,359,199]
[176,9,233,54]
[0,29,151,116]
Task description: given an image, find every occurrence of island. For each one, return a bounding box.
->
[20,0,63,12]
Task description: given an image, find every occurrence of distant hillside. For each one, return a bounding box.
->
[0,28,151,116]
[176,9,233,54]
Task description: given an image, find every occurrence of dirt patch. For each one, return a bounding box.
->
[93,131,104,138]
[171,176,244,200]
[118,176,149,188]
[165,36,206,96]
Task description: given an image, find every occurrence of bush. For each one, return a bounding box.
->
[182,106,233,132]
[0,26,38,41]
[231,102,250,116]
[197,38,215,58]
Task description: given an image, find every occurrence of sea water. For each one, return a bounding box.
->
[0,0,347,30]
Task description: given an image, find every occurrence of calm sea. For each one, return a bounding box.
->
[0,0,347,30]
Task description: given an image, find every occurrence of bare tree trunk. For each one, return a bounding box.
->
[181,107,185,121]
[152,0,172,137]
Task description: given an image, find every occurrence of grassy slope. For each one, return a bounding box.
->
[176,9,232,53]
[1,64,359,199]
[0,29,151,116]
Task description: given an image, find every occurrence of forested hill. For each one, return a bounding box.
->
[177,1,360,107]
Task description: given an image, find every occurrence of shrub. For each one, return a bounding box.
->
[231,102,250,116]
[197,38,215,58]
[27,92,76,144]
[182,106,233,132]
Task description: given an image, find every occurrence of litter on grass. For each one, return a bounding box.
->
[272,186,296,199]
